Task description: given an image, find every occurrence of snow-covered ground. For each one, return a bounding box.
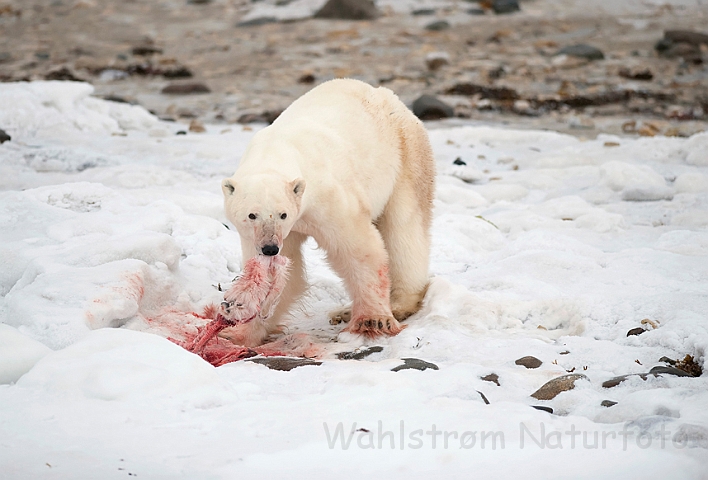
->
[1,81,707,478]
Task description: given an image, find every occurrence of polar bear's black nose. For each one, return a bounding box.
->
[262,244,279,256]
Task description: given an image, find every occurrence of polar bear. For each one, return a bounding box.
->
[221,78,435,346]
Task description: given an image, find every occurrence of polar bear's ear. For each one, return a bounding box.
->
[222,179,235,196]
[291,178,306,198]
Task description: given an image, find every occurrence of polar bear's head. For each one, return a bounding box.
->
[222,173,306,256]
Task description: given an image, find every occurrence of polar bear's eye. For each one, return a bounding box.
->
[280,213,287,220]
[248,213,257,220]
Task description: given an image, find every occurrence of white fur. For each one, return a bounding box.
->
[222,79,435,345]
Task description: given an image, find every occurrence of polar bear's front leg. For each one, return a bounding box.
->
[322,220,405,338]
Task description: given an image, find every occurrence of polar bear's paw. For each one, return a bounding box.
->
[345,315,406,338]
[328,306,352,325]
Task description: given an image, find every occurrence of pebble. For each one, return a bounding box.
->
[425,20,450,32]
[515,356,542,369]
[626,327,645,337]
[161,83,211,94]
[412,8,435,16]
[531,405,553,414]
[425,51,450,71]
[492,0,520,14]
[314,0,380,20]
[0,128,10,144]
[481,373,500,386]
[412,94,454,120]
[556,44,605,60]
[391,358,439,372]
[601,400,618,407]
[453,157,467,166]
[477,391,490,405]
[247,357,322,371]
[44,67,84,81]
[188,119,206,133]
[530,373,588,400]
[336,346,383,360]
[237,17,278,27]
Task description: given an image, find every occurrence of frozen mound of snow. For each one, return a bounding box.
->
[0,324,51,384]
[0,81,157,141]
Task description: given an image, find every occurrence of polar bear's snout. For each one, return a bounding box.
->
[261,244,279,256]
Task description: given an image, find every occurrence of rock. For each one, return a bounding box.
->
[425,20,450,31]
[161,83,211,94]
[247,357,322,371]
[132,46,162,56]
[515,356,543,369]
[237,109,283,124]
[477,390,490,405]
[619,68,653,81]
[412,8,435,16]
[162,67,193,79]
[314,0,380,20]
[391,358,439,372]
[531,406,553,413]
[453,157,467,166]
[556,44,604,60]
[237,17,279,27]
[649,365,696,377]
[530,373,588,400]
[411,94,454,120]
[627,327,645,337]
[0,129,10,144]
[44,67,84,81]
[467,8,485,15]
[492,0,520,14]
[601,400,618,407]
[188,119,206,133]
[188,0,212,4]
[444,82,519,101]
[664,30,708,46]
[298,73,316,84]
[481,373,500,386]
[336,346,383,360]
[425,52,450,71]
[602,373,648,388]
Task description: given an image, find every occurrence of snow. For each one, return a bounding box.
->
[1,81,707,478]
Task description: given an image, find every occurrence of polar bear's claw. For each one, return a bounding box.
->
[346,315,406,338]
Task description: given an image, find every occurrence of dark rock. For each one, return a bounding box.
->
[515,356,543,369]
[298,73,316,84]
[412,8,436,16]
[237,109,283,124]
[391,358,439,372]
[602,373,647,388]
[161,83,211,94]
[556,44,605,60]
[492,0,520,14]
[337,346,384,360]
[659,356,676,365]
[0,129,10,144]
[530,374,588,400]
[132,46,163,56]
[188,0,212,4]
[531,405,553,414]
[162,67,193,79]
[101,95,132,104]
[601,400,618,407]
[444,82,519,101]
[453,157,467,166]
[627,327,645,337]
[247,357,322,371]
[314,0,380,20]
[237,16,279,27]
[35,51,50,60]
[649,365,696,377]
[425,20,450,31]
[412,94,454,120]
[467,8,485,15]
[481,373,500,386]
[664,30,708,46]
[477,390,490,405]
[176,130,187,135]
[619,68,653,81]
[44,67,84,81]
